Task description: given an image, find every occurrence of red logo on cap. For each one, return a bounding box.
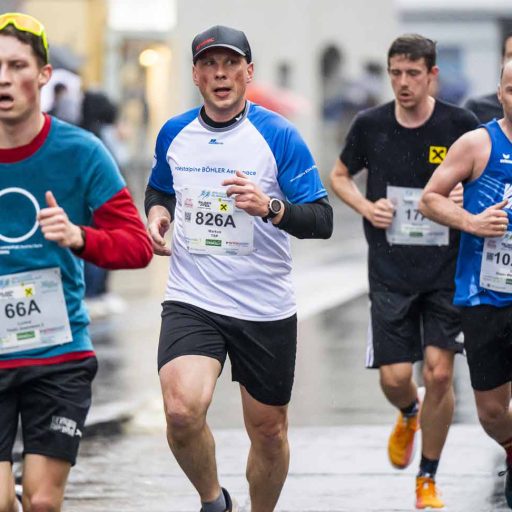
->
[196,38,215,51]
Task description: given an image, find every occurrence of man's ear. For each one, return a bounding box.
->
[192,64,199,86]
[429,65,440,79]
[38,64,52,89]
[246,62,254,84]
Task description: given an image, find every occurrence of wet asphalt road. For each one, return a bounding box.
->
[59,292,510,511]
[43,201,510,510]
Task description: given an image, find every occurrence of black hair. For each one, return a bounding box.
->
[387,34,436,71]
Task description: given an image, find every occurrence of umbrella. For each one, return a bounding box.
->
[246,82,311,118]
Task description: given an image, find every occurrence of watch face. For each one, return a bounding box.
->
[269,198,282,215]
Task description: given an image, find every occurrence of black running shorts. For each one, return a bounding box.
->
[366,289,463,368]
[158,301,297,406]
[461,304,512,391]
[0,357,97,465]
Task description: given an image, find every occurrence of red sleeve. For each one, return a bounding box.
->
[79,187,153,269]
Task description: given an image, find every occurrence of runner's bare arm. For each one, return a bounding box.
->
[329,158,394,229]
[420,131,509,237]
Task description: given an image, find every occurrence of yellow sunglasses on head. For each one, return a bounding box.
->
[0,12,49,63]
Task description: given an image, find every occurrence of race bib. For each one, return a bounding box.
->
[480,233,512,292]
[386,186,449,246]
[0,267,72,355]
[182,187,254,256]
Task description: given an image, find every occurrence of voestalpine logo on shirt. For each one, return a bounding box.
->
[500,153,512,165]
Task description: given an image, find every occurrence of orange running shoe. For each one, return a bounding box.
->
[387,411,419,469]
[415,476,445,509]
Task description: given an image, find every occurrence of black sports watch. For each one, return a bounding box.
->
[262,198,283,223]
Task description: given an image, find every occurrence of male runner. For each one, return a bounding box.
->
[330,34,478,509]
[420,58,512,510]
[0,13,152,512]
[464,33,512,123]
[145,25,332,512]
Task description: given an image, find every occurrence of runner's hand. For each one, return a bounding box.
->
[368,198,395,229]
[38,191,84,250]
[222,170,269,217]
[448,182,464,207]
[147,216,172,256]
[469,199,509,237]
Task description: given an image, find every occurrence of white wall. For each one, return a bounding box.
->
[174,0,398,161]
[398,0,511,98]
[398,19,501,97]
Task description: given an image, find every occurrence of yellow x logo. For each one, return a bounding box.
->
[429,146,447,164]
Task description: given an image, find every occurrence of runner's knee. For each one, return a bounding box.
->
[477,399,509,428]
[25,492,60,512]
[248,416,288,453]
[164,396,208,434]
[423,365,453,395]
[380,370,412,393]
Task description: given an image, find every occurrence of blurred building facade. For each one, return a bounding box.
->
[398,0,512,104]
[174,0,398,172]
[10,0,399,173]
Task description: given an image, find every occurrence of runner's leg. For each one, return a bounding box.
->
[21,455,70,511]
[0,462,17,512]
[241,386,289,512]
[380,362,417,408]
[474,383,512,443]
[160,355,222,502]
[420,346,455,460]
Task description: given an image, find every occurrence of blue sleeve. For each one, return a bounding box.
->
[249,107,327,204]
[275,125,326,203]
[148,108,200,195]
[148,122,175,195]
[85,140,126,211]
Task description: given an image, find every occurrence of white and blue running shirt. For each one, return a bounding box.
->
[149,102,327,320]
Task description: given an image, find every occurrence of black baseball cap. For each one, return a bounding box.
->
[192,25,252,64]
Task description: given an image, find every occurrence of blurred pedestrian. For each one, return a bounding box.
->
[48,82,76,124]
[464,33,512,123]
[420,58,512,510]
[0,13,152,512]
[80,88,127,319]
[145,25,332,512]
[330,34,478,509]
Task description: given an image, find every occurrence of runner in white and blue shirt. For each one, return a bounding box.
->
[149,101,328,320]
[145,24,332,512]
